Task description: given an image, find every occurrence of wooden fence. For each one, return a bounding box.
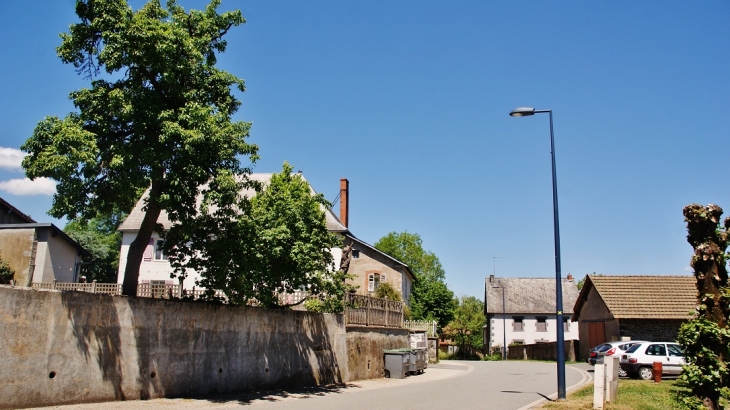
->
[30,280,306,304]
[344,293,404,328]
[404,320,438,337]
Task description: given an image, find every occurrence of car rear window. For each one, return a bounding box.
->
[625,344,643,353]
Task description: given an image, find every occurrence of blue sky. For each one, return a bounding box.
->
[1,1,729,299]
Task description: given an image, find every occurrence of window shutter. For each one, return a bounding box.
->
[143,238,154,261]
[368,274,374,292]
[381,273,386,283]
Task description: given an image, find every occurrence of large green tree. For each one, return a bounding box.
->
[445,296,485,355]
[375,231,454,331]
[21,0,258,296]
[64,212,125,283]
[167,163,344,308]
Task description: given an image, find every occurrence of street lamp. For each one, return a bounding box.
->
[490,283,507,360]
[509,107,566,400]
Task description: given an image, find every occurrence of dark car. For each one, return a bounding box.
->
[588,343,612,365]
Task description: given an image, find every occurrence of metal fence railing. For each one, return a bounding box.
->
[344,293,404,328]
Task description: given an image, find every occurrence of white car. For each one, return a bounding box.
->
[619,342,685,380]
[588,340,647,377]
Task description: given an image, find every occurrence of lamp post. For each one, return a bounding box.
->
[491,283,507,360]
[509,107,566,400]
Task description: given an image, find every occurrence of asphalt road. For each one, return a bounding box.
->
[31,361,591,410]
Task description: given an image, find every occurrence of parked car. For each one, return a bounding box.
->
[619,341,685,380]
[588,340,647,377]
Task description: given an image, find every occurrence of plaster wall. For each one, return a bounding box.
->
[32,228,80,283]
[0,229,35,285]
[487,314,579,353]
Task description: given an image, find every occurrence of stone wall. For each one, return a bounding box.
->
[620,319,686,343]
[0,285,407,409]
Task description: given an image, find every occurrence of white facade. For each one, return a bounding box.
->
[487,314,580,353]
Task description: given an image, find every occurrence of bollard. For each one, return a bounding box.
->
[652,361,662,383]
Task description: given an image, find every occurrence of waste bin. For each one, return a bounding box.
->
[383,349,410,379]
[414,348,427,374]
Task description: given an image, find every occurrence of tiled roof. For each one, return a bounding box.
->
[119,173,348,233]
[485,277,580,315]
[576,275,697,320]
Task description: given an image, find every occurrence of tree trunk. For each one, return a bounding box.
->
[121,198,162,297]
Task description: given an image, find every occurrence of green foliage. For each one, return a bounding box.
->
[576,275,586,290]
[0,252,14,284]
[374,231,454,332]
[375,282,401,301]
[680,204,730,410]
[21,0,258,295]
[64,212,124,283]
[483,353,502,361]
[445,296,485,352]
[169,163,343,308]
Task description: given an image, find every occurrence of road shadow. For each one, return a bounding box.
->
[202,383,364,405]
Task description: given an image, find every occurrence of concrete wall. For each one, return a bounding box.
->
[345,326,409,381]
[0,228,35,285]
[1,286,357,409]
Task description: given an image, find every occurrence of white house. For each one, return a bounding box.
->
[116,175,413,302]
[484,275,580,354]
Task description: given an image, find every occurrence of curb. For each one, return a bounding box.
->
[515,365,593,410]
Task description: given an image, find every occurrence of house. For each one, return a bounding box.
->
[571,274,697,361]
[483,275,580,354]
[0,198,89,285]
[116,176,413,303]
[0,197,36,224]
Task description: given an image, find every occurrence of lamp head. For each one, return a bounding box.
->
[509,107,536,117]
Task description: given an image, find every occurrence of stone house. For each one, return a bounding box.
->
[571,275,697,361]
[483,275,580,354]
[117,176,413,303]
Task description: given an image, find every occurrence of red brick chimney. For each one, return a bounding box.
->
[340,178,349,228]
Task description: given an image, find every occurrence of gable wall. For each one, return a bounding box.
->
[342,239,410,304]
[576,285,620,360]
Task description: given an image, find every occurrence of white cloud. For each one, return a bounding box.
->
[0,177,56,196]
[0,147,26,171]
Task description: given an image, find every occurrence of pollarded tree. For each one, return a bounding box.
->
[167,163,344,309]
[678,204,730,410]
[21,0,258,296]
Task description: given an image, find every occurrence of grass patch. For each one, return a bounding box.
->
[537,379,689,410]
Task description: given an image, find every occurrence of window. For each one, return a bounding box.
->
[154,240,167,261]
[512,317,524,332]
[646,344,667,356]
[668,344,683,357]
[563,318,570,332]
[368,273,381,292]
[536,317,547,332]
[352,249,360,258]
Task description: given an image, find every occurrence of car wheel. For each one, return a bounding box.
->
[638,366,653,380]
[618,366,627,378]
